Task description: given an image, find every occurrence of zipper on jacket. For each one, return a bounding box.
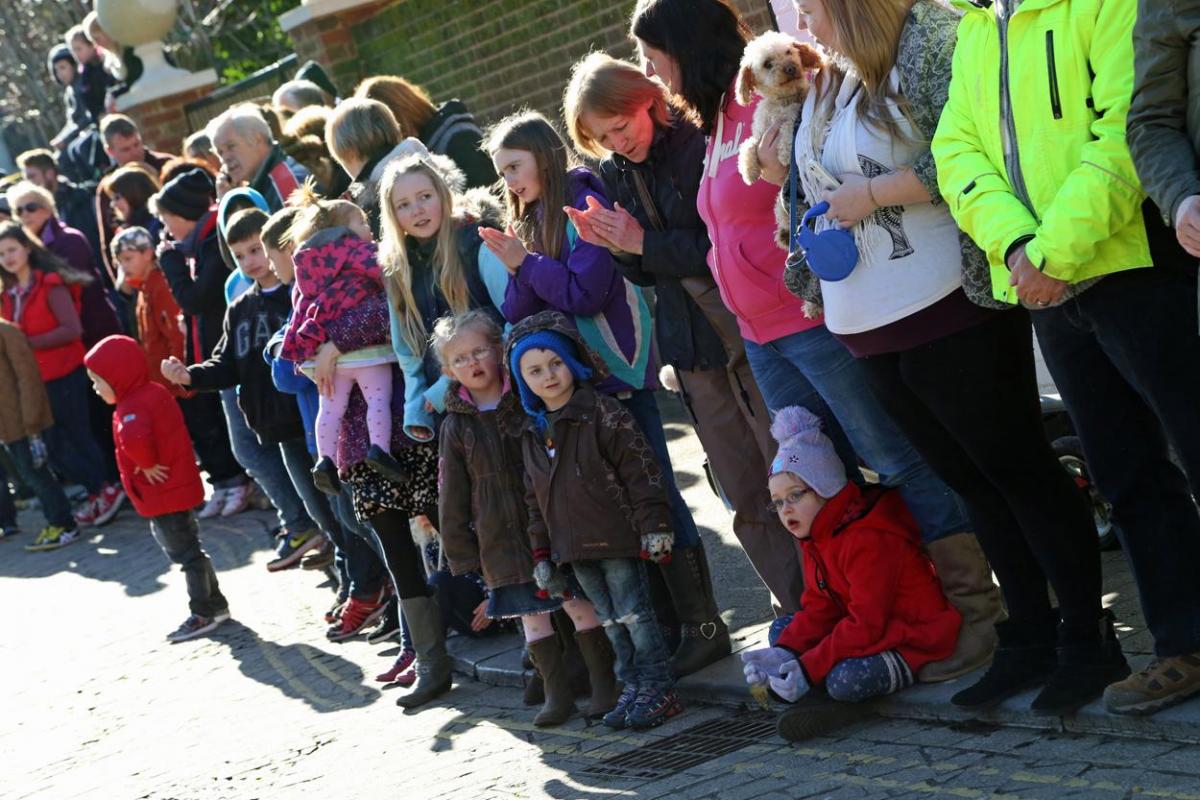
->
[1045,31,1062,120]
[996,1,1037,218]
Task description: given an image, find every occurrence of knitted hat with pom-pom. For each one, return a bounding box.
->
[768,406,847,499]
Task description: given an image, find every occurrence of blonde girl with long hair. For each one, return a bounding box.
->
[376,148,507,442]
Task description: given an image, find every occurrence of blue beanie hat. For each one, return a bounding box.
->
[509,330,592,432]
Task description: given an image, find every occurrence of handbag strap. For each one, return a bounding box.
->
[630,169,666,233]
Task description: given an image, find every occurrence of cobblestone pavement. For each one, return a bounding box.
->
[2,403,1192,799]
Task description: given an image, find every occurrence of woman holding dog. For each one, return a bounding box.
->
[561,52,806,627]
[767,0,1121,712]
[627,0,985,676]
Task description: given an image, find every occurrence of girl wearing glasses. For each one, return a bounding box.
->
[741,404,960,741]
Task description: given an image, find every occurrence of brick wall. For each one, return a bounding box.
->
[348,0,773,128]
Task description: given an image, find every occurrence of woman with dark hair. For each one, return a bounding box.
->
[0,222,126,532]
[282,105,352,199]
[629,0,974,618]
[355,75,497,189]
[101,164,162,243]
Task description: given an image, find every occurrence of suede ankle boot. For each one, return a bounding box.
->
[1031,609,1130,715]
[918,533,1005,682]
[951,616,1056,709]
[574,627,622,719]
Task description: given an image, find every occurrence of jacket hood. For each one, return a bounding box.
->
[217,187,270,239]
[47,45,74,84]
[444,378,517,415]
[566,167,607,207]
[366,138,467,194]
[808,483,918,546]
[293,228,378,277]
[503,311,609,383]
[84,335,149,402]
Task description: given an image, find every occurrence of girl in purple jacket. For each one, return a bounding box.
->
[480,111,731,675]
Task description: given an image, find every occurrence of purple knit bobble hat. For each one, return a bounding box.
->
[768,406,848,499]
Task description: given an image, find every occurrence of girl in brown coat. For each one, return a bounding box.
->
[433,310,616,727]
[0,319,77,548]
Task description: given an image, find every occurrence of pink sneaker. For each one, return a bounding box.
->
[73,496,99,528]
[220,483,253,517]
[376,650,416,683]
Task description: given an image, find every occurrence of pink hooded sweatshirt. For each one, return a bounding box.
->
[696,86,821,345]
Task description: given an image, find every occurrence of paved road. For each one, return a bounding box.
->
[2,401,1193,799]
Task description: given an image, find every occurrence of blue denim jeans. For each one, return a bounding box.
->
[219,389,313,533]
[43,366,108,495]
[0,438,74,530]
[619,389,701,549]
[572,557,673,690]
[278,437,342,537]
[1033,266,1200,657]
[744,326,969,543]
[329,488,387,599]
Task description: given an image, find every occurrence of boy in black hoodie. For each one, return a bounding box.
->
[161,208,339,572]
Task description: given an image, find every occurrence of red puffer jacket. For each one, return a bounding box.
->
[776,483,961,683]
[84,335,204,518]
[1,270,85,382]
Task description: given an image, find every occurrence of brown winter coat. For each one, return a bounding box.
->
[0,319,55,444]
[502,311,673,565]
[437,384,536,589]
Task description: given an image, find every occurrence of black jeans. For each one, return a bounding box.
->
[859,310,1101,638]
[43,367,107,495]
[177,393,245,487]
[1033,267,1200,657]
[330,489,387,600]
[0,438,74,530]
[149,510,229,618]
[368,509,432,600]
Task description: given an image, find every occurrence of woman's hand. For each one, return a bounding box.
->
[139,464,170,484]
[823,174,878,228]
[583,202,645,255]
[470,599,492,632]
[479,225,529,273]
[314,341,341,399]
[757,118,788,186]
[160,356,192,386]
[564,197,620,250]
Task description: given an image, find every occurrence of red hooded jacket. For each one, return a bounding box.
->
[776,483,961,683]
[83,335,203,518]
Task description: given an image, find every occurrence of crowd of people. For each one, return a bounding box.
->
[3,0,1199,742]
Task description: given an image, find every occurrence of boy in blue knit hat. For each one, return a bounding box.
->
[504,310,683,731]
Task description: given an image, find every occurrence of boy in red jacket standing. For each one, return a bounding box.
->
[84,335,231,642]
[742,406,961,742]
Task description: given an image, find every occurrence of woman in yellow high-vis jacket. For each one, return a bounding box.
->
[933,0,1200,719]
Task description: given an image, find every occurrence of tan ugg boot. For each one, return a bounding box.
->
[919,532,1006,683]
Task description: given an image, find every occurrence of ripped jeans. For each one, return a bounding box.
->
[572,557,673,690]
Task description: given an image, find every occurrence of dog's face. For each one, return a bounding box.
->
[736,32,824,106]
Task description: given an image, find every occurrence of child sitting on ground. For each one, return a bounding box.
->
[0,319,78,550]
[84,334,230,642]
[434,309,618,727]
[505,310,682,731]
[111,227,187,394]
[279,182,403,493]
[742,406,961,742]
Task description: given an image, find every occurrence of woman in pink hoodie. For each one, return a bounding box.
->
[628,1,972,572]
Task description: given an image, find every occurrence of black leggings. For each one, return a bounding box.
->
[857,310,1101,639]
[368,508,435,600]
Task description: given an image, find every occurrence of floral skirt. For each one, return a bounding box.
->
[345,442,438,524]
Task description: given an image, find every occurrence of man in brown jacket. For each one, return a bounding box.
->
[0,320,79,549]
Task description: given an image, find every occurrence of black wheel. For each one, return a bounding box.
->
[1052,436,1121,551]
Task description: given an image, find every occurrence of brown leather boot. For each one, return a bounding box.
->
[574,627,622,719]
[660,543,731,677]
[528,635,576,727]
[919,532,1006,683]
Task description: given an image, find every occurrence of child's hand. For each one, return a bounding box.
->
[409,425,433,441]
[314,341,341,398]
[532,560,571,599]
[479,225,529,273]
[470,599,492,632]
[28,435,48,470]
[768,659,809,703]
[160,357,192,386]
[640,531,673,564]
[139,464,170,484]
[741,646,795,686]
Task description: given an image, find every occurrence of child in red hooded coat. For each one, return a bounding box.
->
[84,334,231,643]
[742,406,961,742]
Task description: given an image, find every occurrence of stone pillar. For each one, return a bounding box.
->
[279,0,392,96]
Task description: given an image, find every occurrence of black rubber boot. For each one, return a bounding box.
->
[395,594,452,709]
[659,543,731,677]
[365,445,409,484]
[1031,609,1130,716]
[951,616,1057,709]
[311,456,341,496]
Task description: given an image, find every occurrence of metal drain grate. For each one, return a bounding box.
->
[581,711,777,780]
